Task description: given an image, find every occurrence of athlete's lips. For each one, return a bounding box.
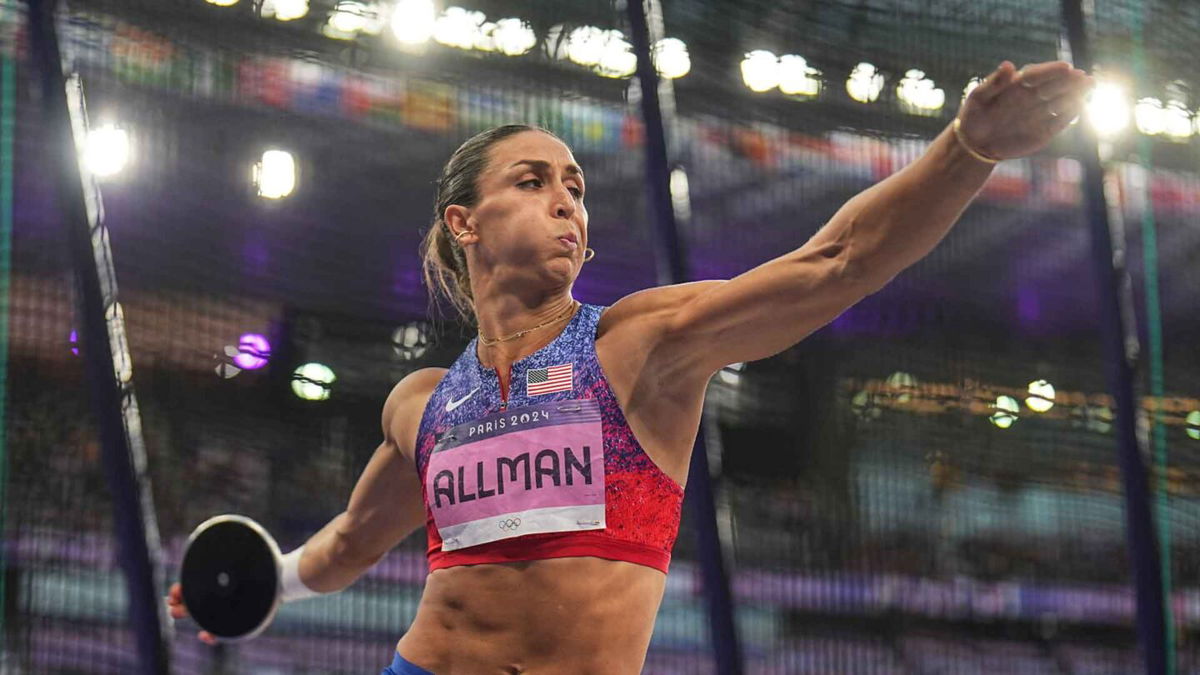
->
[558,233,578,249]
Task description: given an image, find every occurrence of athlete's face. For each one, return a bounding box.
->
[450,131,589,287]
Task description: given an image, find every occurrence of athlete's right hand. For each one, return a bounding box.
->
[167,582,218,645]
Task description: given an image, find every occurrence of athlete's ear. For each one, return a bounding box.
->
[444,205,472,239]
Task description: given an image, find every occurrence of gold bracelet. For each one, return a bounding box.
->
[952,118,1000,165]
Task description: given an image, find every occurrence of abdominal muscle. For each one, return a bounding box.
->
[395,556,667,675]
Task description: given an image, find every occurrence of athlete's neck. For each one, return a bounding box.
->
[473,293,578,370]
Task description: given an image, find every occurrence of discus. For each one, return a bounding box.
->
[179,514,282,641]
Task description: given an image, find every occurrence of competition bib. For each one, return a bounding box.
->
[426,398,606,551]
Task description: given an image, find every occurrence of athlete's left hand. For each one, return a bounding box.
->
[956,60,1095,161]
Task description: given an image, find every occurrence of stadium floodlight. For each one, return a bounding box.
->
[434,7,485,50]
[1086,79,1130,138]
[778,54,821,97]
[846,62,884,103]
[1163,101,1193,139]
[392,322,430,360]
[292,363,336,401]
[233,333,271,370]
[595,31,636,78]
[391,0,436,45]
[1134,97,1166,136]
[962,76,983,100]
[740,50,780,93]
[654,38,691,79]
[326,1,370,37]
[84,124,130,178]
[492,18,536,56]
[566,26,607,67]
[896,69,945,113]
[1025,379,1055,413]
[205,0,239,6]
[990,395,1020,429]
[254,149,296,200]
[262,0,309,21]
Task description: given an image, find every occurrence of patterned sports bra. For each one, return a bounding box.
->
[413,303,685,573]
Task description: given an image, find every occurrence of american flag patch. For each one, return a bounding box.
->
[526,363,573,396]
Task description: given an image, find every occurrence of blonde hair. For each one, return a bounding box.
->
[419,124,563,323]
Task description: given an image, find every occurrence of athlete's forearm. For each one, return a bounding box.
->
[295,511,388,593]
[812,122,996,290]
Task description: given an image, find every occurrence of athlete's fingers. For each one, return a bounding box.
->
[1016,61,1073,88]
[1030,69,1091,100]
[167,582,189,619]
[970,61,1016,105]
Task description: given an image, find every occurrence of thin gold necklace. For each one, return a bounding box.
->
[478,301,579,347]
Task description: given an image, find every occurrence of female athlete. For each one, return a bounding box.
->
[169,60,1093,674]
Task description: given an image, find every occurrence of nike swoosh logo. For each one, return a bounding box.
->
[444,387,480,412]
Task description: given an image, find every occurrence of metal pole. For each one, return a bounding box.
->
[26,1,171,672]
[623,2,743,673]
[1060,2,1166,672]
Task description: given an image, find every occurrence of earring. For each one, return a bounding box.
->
[454,229,473,243]
[582,248,595,262]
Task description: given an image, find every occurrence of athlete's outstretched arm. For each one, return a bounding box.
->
[656,60,1092,374]
[291,368,441,593]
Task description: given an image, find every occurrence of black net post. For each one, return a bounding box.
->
[625,1,744,673]
[25,0,171,672]
[1060,1,1167,672]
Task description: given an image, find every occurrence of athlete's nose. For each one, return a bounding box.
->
[553,184,575,220]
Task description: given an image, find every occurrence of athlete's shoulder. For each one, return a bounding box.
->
[597,280,723,338]
[382,367,449,444]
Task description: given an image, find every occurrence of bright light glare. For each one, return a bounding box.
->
[234,333,271,370]
[741,50,780,93]
[391,0,436,45]
[84,125,130,178]
[847,62,884,103]
[962,76,983,100]
[669,167,691,221]
[595,31,635,78]
[435,7,486,50]
[566,26,608,66]
[1025,379,1056,413]
[492,18,536,56]
[392,323,430,360]
[1187,410,1200,441]
[1135,97,1166,135]
[206,0,239,6]
[1086,80,1130,138]
[262,0,308,21]
[654,38,690,79]
[778,54,821,96]
[1163,102,1194,139]
[254,150,296,200]
[292,362,336,401]
[896,69,945,112]
[990,395,1020,429]
[328,1,370,35]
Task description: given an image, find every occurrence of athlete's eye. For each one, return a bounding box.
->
[518,178,543,189]
[568,186,584,199]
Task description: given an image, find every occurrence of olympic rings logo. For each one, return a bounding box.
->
[498,518,523,531]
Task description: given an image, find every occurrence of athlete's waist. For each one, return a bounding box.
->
[403,556,664,674]
[428,531,672,573]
